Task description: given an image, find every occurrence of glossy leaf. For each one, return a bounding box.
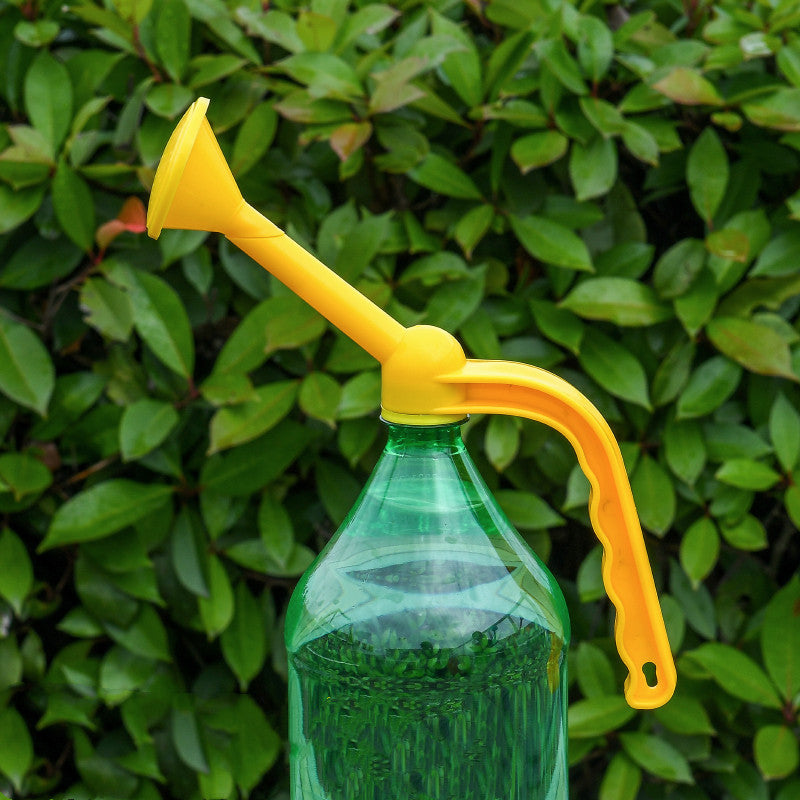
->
[511,131,568,172]
[707,316,796,380]
[208,381,298,454]
[599,753,642,800]
[408,152,482,199]
[198,554,234,639]
[690,643,782,708]
[221,581,268,689]
[631,455,676,536]
[569,136,617,201]
[679,517,719,587]
[687,128,729,223]
[560,277,670,326]
[755,726,799,780]
[578,331,651,408]
[0,314,55,416]
[677,356,742,419]
[0,528,33,614]
[652,67,723,106]
[619,732,694,783]
[0,706,33,791]
[120,398,179,461]
[510,214,593,271]
[42,480,173,550]
[568,695,635,738]
[761,576,800,701]
[24,50,73,154]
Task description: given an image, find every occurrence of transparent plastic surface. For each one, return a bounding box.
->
[285,422,571,800]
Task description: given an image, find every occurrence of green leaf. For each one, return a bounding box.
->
[600,753,642,800]
[652,67,723,106]
[221,581,268,689]
[198,554,234,639]
[51,160,95,252]
[621,121,660,165]
[42,480,173,550]
[24,50,73,154]
[281,52,363,99]
[408,152,482,199]
[0,184,46,233]
[258,493,294,567]
[338,371,380,419]
[511,131,568,172]
[720,513,768,550]
[715,459,781,491]
[431,12,482,107]
[0,707,33,791]
[561,277,671,326]
[79,277,134,341]
[0,529,33,615]
[706,229,750,262]
[707,316,796,380]
[653,238,707,299]
[107,263,195,379]
[104,605,170,662]
[0,314,55,415]
[690,642,782,707]
[677,356,741,419]
[664,419,706,485]
[578,330,651,408]
[230,696,282,794]
[579,97,627,138]
[299,372,341,427]
[200,422,310,496]
[577,15,614,82]
[530,300,584,354]
[0,452,52,504]
[231,102,278,177]
[170,507,209,597]
[568,695,635,738]
[0,237,82,290]
[494,489,564,530]
[538,38,587,95]
[755,726,800,780]
[653,693,715,735]
[171,698,208,773]
[752,229,800,278]
[574,640,615,697]
[631,455,676,536]
[761,576,800,702]
[687,128,729,224]
[510,214,593,272]
[454,204,494,257]
[214,295,326,375]
[155,0,191,83]
[144,83,194,119]
[120,398,179,461]
[485,415,520,472]
[620,732,694,783]
[569,136,618,201]
[743,88,800,131]
[208,381,298,454]
[679,517,719,587]
[675,268,718,336]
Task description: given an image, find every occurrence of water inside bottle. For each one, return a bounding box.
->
[288,607,567,800]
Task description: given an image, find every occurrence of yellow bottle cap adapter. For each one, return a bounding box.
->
[146,98,676,709]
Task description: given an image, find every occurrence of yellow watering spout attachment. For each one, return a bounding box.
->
[147,97,676,709]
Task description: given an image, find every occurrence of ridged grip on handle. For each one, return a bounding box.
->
[438,360,676,709]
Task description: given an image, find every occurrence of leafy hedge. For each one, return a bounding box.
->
[1,0,800,798]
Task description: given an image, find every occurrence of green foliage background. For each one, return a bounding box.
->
[1,0,800,797]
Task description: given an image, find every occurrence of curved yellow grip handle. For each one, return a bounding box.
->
[439,360,676,709]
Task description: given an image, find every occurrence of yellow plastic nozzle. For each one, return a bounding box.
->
[146,97,676,708]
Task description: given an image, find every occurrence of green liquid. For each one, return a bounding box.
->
[289,616,567,800]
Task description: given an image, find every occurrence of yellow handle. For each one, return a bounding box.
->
[437,360,676,708]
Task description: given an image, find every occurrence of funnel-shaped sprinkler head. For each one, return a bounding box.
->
[147,97,248,239]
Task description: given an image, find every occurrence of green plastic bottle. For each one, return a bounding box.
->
[285,420,570,800]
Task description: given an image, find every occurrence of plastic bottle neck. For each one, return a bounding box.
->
[382,419,468,455]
